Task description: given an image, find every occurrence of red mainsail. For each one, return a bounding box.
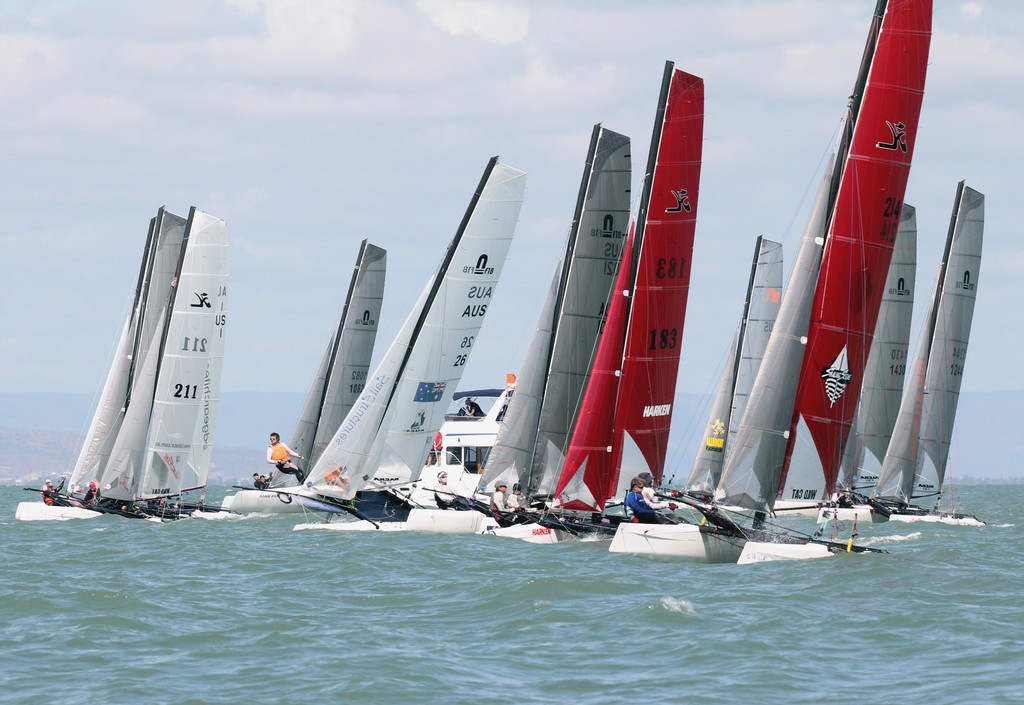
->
[783,0,932,497]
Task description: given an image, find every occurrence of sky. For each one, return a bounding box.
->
[2,0,1021,416]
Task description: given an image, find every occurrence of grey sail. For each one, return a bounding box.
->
[839,205,917,490]
[874,183,983,503]
[485,125,631,495]
[479,267,559,487]
[70,208,187,494]
[714,162,832,511]
[281,240,386,484]
[686,236,782,494]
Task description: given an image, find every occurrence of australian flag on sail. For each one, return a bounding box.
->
[414,381,447,403]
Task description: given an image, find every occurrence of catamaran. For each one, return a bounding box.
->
[400,123,632,540]
[220,240,386,514]
[614,0,932,562]
[282,157,526,530]
[865,182,985,526]
[17,207,229,521]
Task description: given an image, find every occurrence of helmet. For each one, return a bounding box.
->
[89,481,98,488]
[43,479,52,486]
[512,483,522,492]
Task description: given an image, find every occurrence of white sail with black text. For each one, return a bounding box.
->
[17,207,228,521]
[871,182,984,525]
[291,158,526,526]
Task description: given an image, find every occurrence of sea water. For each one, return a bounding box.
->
[2,484,1022,705]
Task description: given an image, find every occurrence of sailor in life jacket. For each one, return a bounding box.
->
[624,479,659,524]
[40,479,56,505]
[267,432,304,483]
[83,481,100,506]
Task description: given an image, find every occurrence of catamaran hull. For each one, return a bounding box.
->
[769,500,824,518]
[292,519,409,532]
[608,523,744,563]
[817,505,888,523]
[737,541,834,564]
[15,501,101,521]
[887,512,985,526]
[405,508,487,534]
[220,489,308,514]
[478,521,561,544]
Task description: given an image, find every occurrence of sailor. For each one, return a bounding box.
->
[83,481,100,506]
[490,481,509,512]
[40,479,56,505]
[462,398,483,417]
[637,472,675,512]
[507,483,527,511]
[624,479,659,523]
[267,432,304,483]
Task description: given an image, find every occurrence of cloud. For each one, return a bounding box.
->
[417,0,529,45]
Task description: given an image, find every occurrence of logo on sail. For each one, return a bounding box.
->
[591,213,624,239]
[408,410,426,433]
[876,120,908,153]
[955,270,975,291]
[889,277,912,297]
[665,189,691,213]
[463,254,494,275]
[704,418,726,451]
[642,403,672,418]
[355,309,377,326]
[191,292,211,308]
[820,345,853,407]
[414,381,447,403]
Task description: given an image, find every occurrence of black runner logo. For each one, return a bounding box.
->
[876,121,908,153]
[192,292,211,308]
[666,189,691,213]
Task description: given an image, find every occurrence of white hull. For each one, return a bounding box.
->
[220,489,308,514]
[816,505,888,523]
[887,511,985,527]
[292,519,408,532]
[770,499,824,517]
[608,522,744,563]
[478,520,561,544]
[405,508,486,534]
[737,540,834,564]
[15,501,101,521]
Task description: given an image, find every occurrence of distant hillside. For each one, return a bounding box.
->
[1,390,1021,484]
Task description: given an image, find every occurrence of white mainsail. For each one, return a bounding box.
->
[304,158,526,500]
[138,209,229,498]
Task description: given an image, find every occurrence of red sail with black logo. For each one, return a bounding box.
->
[781,0,932,500]
[554,64,704,510]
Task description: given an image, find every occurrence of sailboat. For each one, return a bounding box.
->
[685,236,783,498]
[815,205,917,523]
[616,0,932,562]
[17,207,229,521]
[868,181,985,525]
[544,62,705,540]
[403,124,631,536]
[283,157,526,530]
[220,240,386,514]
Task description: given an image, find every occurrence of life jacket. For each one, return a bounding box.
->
[41,490,55,505]
[269,443,289,462]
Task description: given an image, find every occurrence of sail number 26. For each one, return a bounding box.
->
[879,197,903,244]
